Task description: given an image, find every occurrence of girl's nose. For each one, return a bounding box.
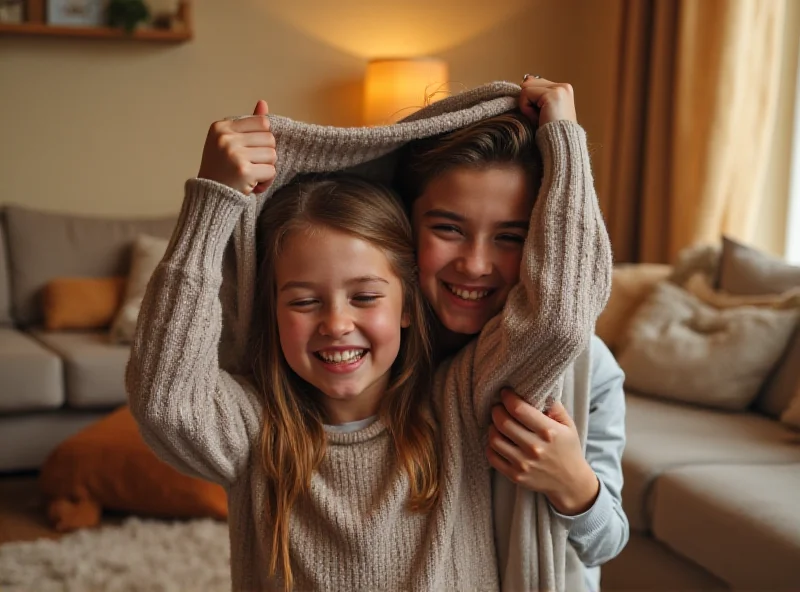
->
[319,306,355,338]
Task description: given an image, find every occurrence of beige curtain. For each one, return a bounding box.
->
[599,0,785,263]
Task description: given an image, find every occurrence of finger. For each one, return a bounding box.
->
[500,389,559,438]
[231,115,271,134]
[488,425,530,468]
[492,404,545,449]
[521,76,555,88]
[486,446,519,481]
[545,401,575,428]
[252,99,269,117]
[242,146,277,165]
[240,132,276,149]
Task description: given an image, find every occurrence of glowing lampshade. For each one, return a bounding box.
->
[363,58,449,126]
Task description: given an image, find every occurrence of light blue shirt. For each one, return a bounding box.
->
[553,336,629,591]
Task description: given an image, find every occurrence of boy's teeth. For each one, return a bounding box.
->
[318,349,365,363]
[446,283,490,301]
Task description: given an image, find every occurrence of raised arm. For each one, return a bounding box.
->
[470,115,613,426]
[126,179,264,487]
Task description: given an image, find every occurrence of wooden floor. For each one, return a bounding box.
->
[0,473,59,544]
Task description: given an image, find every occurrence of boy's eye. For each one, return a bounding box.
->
[497,233,525,244]
[431,224,463,235]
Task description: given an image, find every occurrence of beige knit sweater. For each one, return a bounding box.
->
[127,83,612,591]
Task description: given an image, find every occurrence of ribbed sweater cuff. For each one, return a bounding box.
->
[535,120,588,170]
[551,477,613,541]
[164,178,251,273]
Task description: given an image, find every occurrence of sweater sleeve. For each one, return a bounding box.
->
[468,120,613,426]
[126,178,264,488]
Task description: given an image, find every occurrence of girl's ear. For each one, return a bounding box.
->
[401,311,411,328]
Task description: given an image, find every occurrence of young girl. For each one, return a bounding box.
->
[127,82,612,591]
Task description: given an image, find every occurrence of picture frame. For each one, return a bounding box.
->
[47,0,105,27]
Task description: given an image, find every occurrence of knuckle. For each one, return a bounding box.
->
[511,472,525,485]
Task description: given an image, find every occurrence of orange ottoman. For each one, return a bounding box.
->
[39,406,227,532]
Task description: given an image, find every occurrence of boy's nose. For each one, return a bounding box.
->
[455,243,493,279]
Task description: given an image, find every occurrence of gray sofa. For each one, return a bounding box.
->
[0,205,174,472]
[599,262,800,591]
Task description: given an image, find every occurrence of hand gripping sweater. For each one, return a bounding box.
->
[126,82,613,591]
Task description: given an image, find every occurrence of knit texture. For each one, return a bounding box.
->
[126,82,612,591]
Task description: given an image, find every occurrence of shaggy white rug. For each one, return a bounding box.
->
[0,517,230,591]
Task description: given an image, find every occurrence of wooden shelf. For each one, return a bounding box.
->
[0,21,192,42]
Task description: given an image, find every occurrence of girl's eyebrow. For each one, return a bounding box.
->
[424,208,528,230]
[280,275,389,292]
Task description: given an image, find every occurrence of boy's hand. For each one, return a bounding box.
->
[197,100,276,195]
[518,76,577,127]
[487,388,599,516]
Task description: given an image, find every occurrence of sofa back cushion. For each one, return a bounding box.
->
[4,206,176,327]
[0,211,12,326]
[718,236,800,418]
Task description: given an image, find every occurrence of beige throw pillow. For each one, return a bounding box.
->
[595,264,672,353]
[110,235,169,344]
[618,281,800,411]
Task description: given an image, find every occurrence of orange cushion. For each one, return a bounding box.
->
[43,277,126,331]
[39,406,227,532]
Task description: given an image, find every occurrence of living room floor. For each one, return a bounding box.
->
[0,474,119,545]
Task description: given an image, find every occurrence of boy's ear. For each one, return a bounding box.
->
[401,311,411,328]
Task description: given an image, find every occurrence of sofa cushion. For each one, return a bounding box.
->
[622,393,800,532]
[31,331,130,409]
[0,327,63,414]
[717,237,800,420]
[3,206,175,327]
[618,281,799,410]
[652,463,800,590]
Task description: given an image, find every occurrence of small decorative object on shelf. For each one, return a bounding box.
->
[47,0,104,27]
[0,0,192,41]
[106,0,149,33]
[0,0,24,23]
[25,0,44,22]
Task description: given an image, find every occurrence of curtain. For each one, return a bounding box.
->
[598,0,786,263]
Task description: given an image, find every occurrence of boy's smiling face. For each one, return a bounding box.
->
[412,165,535,336]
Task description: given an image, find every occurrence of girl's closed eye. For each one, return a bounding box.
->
[352,293,384,305]
[289,298,318,308]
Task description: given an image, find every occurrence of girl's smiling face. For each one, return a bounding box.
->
[412,165,534,336]
[275,225,409,424]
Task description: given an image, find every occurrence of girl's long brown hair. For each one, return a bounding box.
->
[250,174,438,589]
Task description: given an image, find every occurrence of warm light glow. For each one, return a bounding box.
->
[363,58,449,126]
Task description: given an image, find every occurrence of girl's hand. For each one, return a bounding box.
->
[518,76,577,127]
[197,100,277,196]
[487,389,599,515]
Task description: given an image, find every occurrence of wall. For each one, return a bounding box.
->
[0,0,619,217]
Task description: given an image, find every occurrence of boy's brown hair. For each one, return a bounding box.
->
[394,111,542,206]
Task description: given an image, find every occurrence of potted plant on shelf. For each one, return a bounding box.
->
[106,0,149,33]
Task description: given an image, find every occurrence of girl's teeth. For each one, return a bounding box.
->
[318,349,364,363]
[446,284,490,301]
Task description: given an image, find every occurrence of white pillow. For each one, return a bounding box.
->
[110,234,170,344]
[618,281,800,410]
